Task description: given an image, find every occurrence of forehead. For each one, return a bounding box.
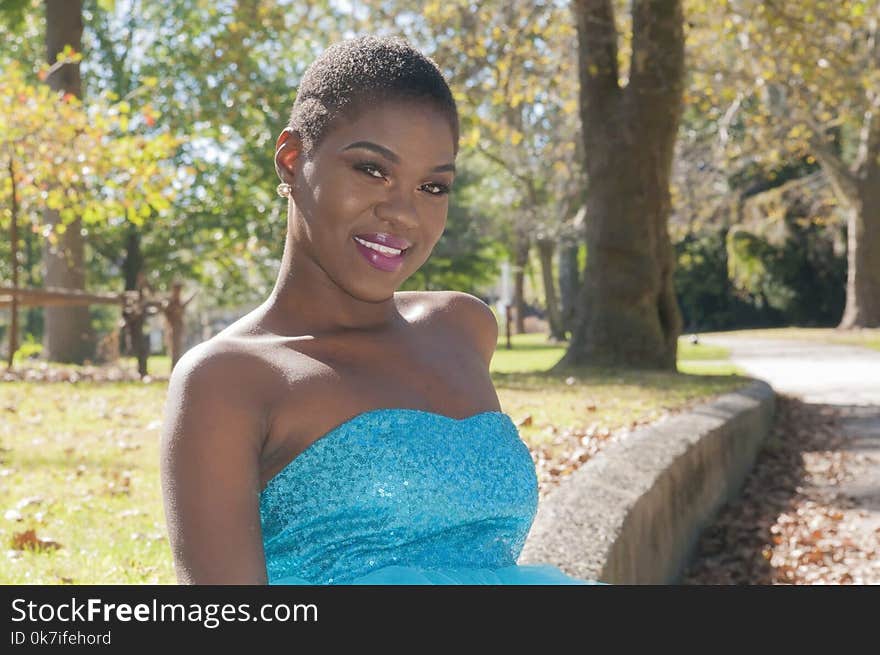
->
[318,99,456,166]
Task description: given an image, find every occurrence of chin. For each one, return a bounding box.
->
[345,279,400,304]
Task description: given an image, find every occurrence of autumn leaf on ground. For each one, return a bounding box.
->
[683,395,879,585]
[10,529,62,552]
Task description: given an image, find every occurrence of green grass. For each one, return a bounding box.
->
[491,332,737,373]
[118,355,172,377]
[0,331,750,584]
[489,332,747,450]
[8,355,173,378]
[0,381,169,584]
[698,327,880,352]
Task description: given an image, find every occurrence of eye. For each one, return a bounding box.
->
[421,182,451,196]
[355,162,386,180]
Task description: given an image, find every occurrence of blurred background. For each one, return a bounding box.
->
[2,1,877,374]
[1,1,878,584]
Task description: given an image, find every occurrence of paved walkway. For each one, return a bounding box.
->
[701,336,880,580]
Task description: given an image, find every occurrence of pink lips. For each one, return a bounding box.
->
[353,234,410,273]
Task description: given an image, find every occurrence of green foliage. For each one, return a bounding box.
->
[0,0,30,30]
[89,303,121,335]
[1,1,518,317]
[11,332,42,362]
[675,230,745,330]
[728,155,822,200]
[676,213,846,331]
[73,0,349,305]
[0,59,181,251]
[726,229,778,307]
[723,220,845,326]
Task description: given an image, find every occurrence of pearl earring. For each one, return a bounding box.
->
[276,182,291,198]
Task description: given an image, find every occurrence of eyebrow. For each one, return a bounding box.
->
[341,141,456,174]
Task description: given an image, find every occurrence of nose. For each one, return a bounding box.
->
[373,187,419,231]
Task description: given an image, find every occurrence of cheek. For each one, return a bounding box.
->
[311,170,372,218]
[426,202,449,236]
[312,193,370,237]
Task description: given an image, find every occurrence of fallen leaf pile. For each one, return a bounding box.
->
[529,412,673,500]
[2,362,164,383]
[682,394,879,585]
[532,422,616,498]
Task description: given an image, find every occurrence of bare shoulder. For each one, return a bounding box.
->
[398,290,498,367]
[164,337,273,439]
[169,337,269,395]
[160,338,273,496]
[159,337,272,584]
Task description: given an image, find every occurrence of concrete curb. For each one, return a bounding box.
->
[518,379,776,584]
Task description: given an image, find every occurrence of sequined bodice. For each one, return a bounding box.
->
[259,408,539,585]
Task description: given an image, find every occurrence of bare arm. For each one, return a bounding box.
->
[159,344,269,584]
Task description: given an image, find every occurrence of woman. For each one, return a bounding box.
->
[160,35,604,585]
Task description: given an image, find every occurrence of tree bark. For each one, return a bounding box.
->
[121,272,150,379]
[512,232,530,334]
[838,100,880,328]
[7,159,19,369]
[163,282,191,372]
[121,224,145,355]
[537,237,565,341]
[559,0,684,370]
[132,271,151,377]
[41,0,92,363]
[558,238,580,336]
[559,205,586,337]
[839,170,880,327]
[809,110,880,328]
[23,211,40,336]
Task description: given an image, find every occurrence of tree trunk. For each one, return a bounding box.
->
[513,232,530,334]
[120,224,145,355]
[163,282,187,371]
[131,271,151,378]
[126,307,148,377]
[537,237,565,341]
[41,0,92,363]
[839,172,880,328]
[558,237,580,336]
[23,214,40,336]
[7,159,19,369]
[560,0,684,370]
[809,118,880,329]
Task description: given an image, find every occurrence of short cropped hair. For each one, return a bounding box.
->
[288,35,459,157]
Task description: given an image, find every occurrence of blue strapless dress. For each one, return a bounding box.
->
[259,408,606,585]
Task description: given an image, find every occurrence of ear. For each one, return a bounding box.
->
[274,127,303,183]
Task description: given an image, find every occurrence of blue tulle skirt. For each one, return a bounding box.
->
[270,563,608,585]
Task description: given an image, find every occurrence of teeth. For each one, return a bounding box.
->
[354,236,405,256]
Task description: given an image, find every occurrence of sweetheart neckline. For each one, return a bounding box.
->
[259,407,515,496]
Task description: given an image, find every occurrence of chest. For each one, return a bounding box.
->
[260,409,537,583]
[258,320,499,489]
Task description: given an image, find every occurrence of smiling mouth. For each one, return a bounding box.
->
[352,235,409,257]
[352,236,411,273]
